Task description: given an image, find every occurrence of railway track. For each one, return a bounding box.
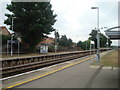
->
[1,49,110,78]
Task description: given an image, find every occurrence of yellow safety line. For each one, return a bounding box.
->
[6,52,106,89]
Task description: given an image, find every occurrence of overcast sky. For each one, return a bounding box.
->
[0,0,119,45]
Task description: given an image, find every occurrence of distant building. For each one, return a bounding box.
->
[39,37,54,45]
[37,37,54,53]
[0,26,11,36]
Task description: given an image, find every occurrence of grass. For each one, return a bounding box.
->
[91,50,119,67]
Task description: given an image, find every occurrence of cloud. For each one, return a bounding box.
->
[50,0,118,45]
[0,0,119,45]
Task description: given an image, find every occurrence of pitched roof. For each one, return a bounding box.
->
[0,26,12,35]
[40,37,54,45]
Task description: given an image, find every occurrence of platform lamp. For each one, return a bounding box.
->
[91,7,100,63]
[10,17,16,56]
[103,27,109,53]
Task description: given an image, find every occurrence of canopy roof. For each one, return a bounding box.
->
[105,26,120,40]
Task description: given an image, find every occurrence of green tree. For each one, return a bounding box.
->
[67,38,73,47]
[77,40,84,49]
[4,2,57,52]
[89,30,97,48]
[59,35,68,47]
[77,40,91,50]
[58,35,73,47]
[89,29,112,48]
[83,40,91,50]
[100,33,107,47]
[108,39,112,47]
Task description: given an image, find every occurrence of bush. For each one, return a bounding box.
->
[48,45,55,52]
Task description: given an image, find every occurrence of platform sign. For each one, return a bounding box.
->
[8,40,19,44]
[40,45,48,53]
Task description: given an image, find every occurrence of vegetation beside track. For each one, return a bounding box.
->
[92,49,119,67]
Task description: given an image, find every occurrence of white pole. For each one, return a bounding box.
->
[107,37,109,53]
[91,7,100,63]
[97,8,100,63]
[10,34,13,56]
[90,40,91,57]
[54,30,57,52]
[10,17,13,56]
[10,17,16,56]
[94,43,95,54]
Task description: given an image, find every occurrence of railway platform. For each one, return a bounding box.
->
[2,51,118,89]
[1,51,85,60]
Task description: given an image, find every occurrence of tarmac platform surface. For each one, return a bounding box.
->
[2,52,119,89]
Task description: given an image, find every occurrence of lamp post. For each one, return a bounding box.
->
[54,30,57,52]
[89,38,91,58]
[17,37,21,55]
[91,7,100,63]
[103,27,109,53]
[76,35,78,51]
[10,17,16,56]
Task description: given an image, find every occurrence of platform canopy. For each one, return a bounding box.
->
[105,26,120,40]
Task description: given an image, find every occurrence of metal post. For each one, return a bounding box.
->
[107,37,108,53]
[97,8,100,63]
[103,27,109,53]
[54,30,57,52]
[10,34,13,56]
[10,17,13,56]
[76,35,78,51]
[11,17,14,56]
[94,43,95,54]
[89,39,92,61]
[10,17,16,56]
[97,32,100,62]
[91,7,100,63]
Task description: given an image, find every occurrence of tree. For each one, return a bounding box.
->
[59,35,68,47]
[89,29,112,48]
[4,2,57,52]
[83,40,91,50]
[77,40,91,50]
[58,35,73,47]
[77,40,84,49]
[89,30,97,48]
[100,33,107,47]
[108,39,112,47]
[67,38,73,47]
